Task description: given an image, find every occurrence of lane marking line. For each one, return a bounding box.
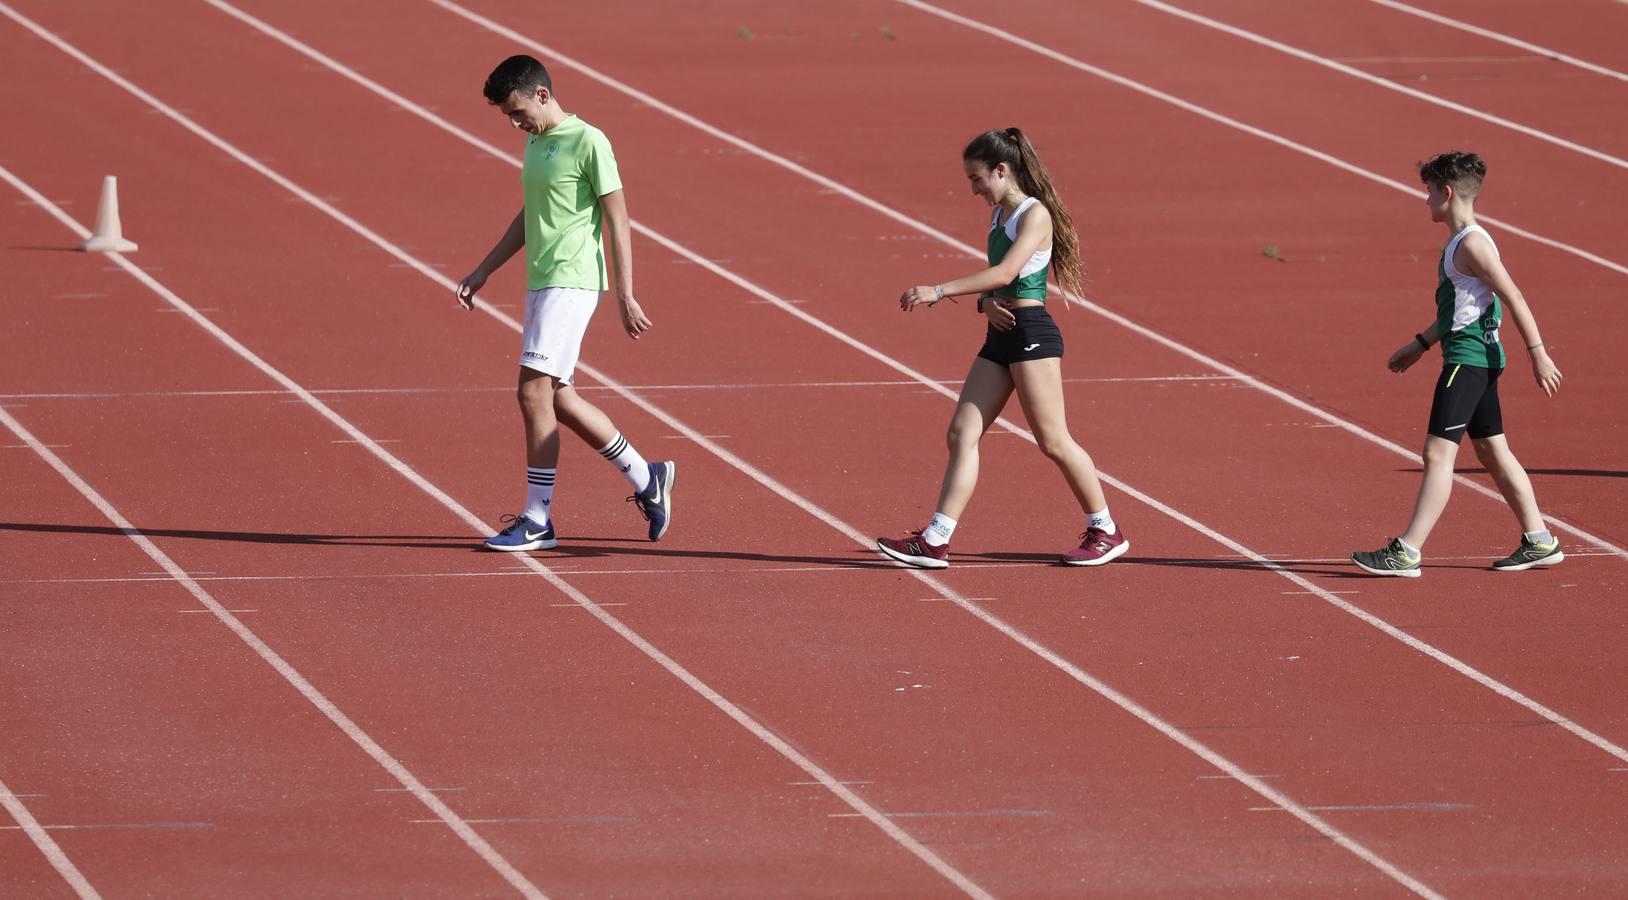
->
[1368,0,1628,83]
[0,774,99,899]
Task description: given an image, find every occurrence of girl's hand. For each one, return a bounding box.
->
[1387,340,1425,373]
[984,296,1017,332]
[900,284,942,311]
[1530,347,1562,396]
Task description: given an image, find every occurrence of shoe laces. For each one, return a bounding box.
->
[626,494,651,521]
[1079,527,1110,551]
[496,513,521,534]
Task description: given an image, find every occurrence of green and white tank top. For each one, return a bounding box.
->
[988,196,1051,300]
[1435,223,1505,368]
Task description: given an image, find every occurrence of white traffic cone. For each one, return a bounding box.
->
[78,175,138,252]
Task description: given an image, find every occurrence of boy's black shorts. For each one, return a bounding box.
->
[1426,364,1504,443]
[977,306,1065,367]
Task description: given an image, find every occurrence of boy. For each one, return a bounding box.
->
[455,55,674,551]
[1352,151,1563,577]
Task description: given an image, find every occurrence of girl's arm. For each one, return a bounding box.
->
[900,206,1053,310]
[1388,321,1441,373]
[1458,233,1562,396]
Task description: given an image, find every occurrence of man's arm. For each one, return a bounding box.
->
[599,189,652,339]
[455,210,526,310]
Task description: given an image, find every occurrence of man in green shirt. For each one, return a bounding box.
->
[456,55,674,551]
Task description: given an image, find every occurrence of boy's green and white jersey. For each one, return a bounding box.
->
[1434,223,1505,368]
[521,115,621,291]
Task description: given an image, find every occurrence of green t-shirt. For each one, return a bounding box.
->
[521,115,622,291]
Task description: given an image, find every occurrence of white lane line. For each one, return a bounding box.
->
[1248,803,1473,812]
[0,822,215,830]
[1368,0,1628,83]
[828,810,1053,819]
[0,774,99,899]
[0,401,545,900]
[0,133,990,900]
[0,374,1233,400]
[891,0,1626,561]
[430,0,1625,562]
[1136,0,1628,170]
[147,9,1441,892]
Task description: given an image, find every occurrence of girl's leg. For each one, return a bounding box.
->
[933,357,1014,520]
[1471,435,1545,534]
[1399,436,1460,550]
[1009,357,1107,515]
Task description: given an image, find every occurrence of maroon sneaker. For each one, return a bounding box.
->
[877,530,951,569]
[1063,526,1129,567]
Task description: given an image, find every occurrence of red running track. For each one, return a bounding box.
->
[3,0,1626,896]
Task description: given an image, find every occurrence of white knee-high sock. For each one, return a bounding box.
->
[524,467,555,524]
[598,433,651,492]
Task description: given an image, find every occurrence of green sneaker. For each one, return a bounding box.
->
[1492,536,1564,571]
[1352,538,1421,578]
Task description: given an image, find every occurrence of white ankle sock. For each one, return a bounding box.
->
[1087,507,1116,535]
[923,512,957,547]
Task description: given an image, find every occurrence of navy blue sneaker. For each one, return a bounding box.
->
[628,461,675,541]
[483,514,557,551]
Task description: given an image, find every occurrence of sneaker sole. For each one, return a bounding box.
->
[1062,538,1131,567]
[876,540,949,569]
[483,536,559,552]
[1351,556,1421,578]
[649,462,675,542]
[1493,551,1564,572]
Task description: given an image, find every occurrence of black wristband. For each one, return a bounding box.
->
[1414,333,1430,352]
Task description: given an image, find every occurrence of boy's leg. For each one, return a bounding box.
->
[484,367,561,551]
[1399,436,1460,550]
[1472,434,1544,534]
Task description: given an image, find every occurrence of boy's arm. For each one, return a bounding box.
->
[455,210,526,310]
[599,189,651,339]
[1457,233,1563,396]
[1388,321,1441,373]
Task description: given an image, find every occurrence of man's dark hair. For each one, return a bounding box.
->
[1418,151,1486,196]
[483,55,552,105]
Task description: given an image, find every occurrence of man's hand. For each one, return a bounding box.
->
[619,296,653,339]
[455,269,488,311]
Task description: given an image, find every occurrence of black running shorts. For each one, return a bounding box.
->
[1426,364,1504,443]
[977,306,1065,367]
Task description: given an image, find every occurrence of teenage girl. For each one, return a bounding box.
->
[877,128,1127,569]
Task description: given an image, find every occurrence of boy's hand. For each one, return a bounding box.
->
[1530,347,1562,396]
[1388,340,1425,373]
[455,269,488,311]
[984,296,1017,332]
[618,296,653,339]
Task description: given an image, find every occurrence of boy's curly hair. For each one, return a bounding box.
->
[1418,151,1485,196]
[484,55,552,106]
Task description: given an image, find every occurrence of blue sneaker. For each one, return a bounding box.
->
[628,461,675,541]
[483,514,557,551]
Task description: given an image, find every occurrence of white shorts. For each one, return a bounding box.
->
[518,286,599,384]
